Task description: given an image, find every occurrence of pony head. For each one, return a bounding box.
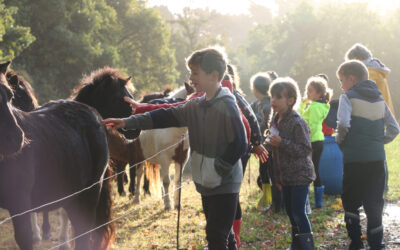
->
[6,71,38,111]
[0,61,25,156]
[71,67,134,119]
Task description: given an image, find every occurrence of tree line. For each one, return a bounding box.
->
[1,0,399,116]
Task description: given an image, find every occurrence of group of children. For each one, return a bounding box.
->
[103,44,399,250]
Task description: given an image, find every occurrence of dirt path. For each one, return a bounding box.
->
[383,201,400,249]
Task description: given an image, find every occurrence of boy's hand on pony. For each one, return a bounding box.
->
[253,144,269,163]
[269,135,281,147]
[102,118,126,130]
[124,96,143,114]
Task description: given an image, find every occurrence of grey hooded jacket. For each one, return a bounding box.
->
[122,87,248,196]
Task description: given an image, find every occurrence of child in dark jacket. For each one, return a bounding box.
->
[336,60,399,250]
[267,77,315,249]
[103,47,248,250]
[250,72,273,210]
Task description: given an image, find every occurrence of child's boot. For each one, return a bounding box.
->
[345,212,364,250]
[367,225,384,250]
[233,219,242,248]
[257,183,272,210]
[296,233,315,250]
[314,185,324,208]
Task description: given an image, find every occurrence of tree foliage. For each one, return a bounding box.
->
[6,0,177,101]
[0,0,34,61]
[2,0,400,116]
[244,1,399,116]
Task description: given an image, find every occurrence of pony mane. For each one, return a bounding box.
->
[70,67,134,98]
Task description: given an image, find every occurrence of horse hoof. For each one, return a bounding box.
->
[120,191,126,197]
[133,197,140,204]
[174,204,182,210]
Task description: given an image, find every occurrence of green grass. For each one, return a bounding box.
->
[0,136,399,249]
[386,135,400,201]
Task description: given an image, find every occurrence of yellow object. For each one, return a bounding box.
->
[257,183,272,210]
[368,68,395,117]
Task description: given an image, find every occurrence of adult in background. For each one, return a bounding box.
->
[345,43,395,117]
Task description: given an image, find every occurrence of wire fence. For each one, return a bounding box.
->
[0,134,187,226]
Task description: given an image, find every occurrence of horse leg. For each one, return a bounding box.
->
[128,164,137,196]
[42,210,51,240]
[143,171,151,196]
[31,212,42,242]
[65,200,96,250]
[58,209,71,250]
[173,163,183,210]
[133,164,143,204]
[160,163,171,210]
[115,160,126,196]
[12,211,33,250]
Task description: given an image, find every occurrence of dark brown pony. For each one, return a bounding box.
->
[5,70,53,241]
[0,62,115,250]
[71,67,138,197]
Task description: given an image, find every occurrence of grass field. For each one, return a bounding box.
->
[0,136,399,249]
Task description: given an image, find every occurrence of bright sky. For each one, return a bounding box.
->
[147,0,278,15]
[147,0,400,16]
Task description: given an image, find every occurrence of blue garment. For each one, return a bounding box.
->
[282,185,312,233]
[336,80,399,163]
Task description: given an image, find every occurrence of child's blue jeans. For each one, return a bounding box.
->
[282,185,312,233]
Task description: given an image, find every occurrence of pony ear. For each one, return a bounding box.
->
[0,61,11,74]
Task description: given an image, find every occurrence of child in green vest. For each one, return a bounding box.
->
[299,76,332,208]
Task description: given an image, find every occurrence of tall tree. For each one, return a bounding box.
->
[6,0,118,101]
[109,0,178,94]
[7,0,178,101]
[244,2,390,101]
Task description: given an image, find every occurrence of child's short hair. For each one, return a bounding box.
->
[345,43,372,61]
[337,60,369,82]
[186,47,227,81]
[305,76,333,103]
[250,72,272,96]
[269,77,301,110]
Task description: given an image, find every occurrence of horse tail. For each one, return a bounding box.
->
[92,165,116,250]
[145,162,161,197]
